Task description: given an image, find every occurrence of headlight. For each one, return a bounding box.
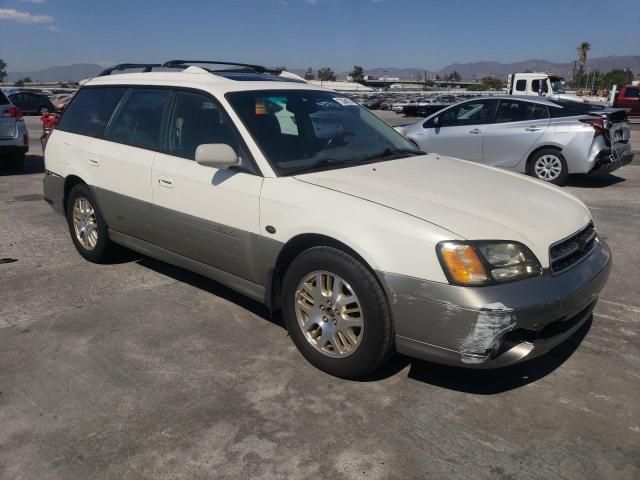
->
[437,241,541,286]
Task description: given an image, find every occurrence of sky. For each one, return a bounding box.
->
[0,0,639,73]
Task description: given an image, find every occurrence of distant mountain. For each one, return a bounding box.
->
[6,63,103,82]
[435,55,640,80]
[345,55,640,81]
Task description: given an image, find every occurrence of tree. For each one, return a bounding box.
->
[0,58,7,84]
[303,68,315,80]
[601,69,634,89]
[468,76,504,91]
[14,76,32,87]
[317,67,336,82]
[349,65,364,82]
[576,41,591,76]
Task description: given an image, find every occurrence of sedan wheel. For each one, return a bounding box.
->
[295,271,364,358]
[534,154,563,181]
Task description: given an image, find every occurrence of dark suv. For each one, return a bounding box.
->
[8,91,56,115]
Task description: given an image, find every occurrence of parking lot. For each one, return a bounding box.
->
[1,115,639,479]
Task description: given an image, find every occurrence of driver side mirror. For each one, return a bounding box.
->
[432,116,440,127]
[195,144,240,169]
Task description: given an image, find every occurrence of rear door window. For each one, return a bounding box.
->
[104,88,170,150]
[57,87,126,137]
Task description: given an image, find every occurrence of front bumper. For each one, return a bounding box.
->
[379,239,611,368]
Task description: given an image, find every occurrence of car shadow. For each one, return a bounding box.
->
[565,172,625,188]
[0,154,44,176]
[125,250,590,393]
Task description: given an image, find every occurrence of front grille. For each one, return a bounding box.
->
[549,222,597,274]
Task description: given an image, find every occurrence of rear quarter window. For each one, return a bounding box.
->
[0,91,9,105]
[56,87,127,137]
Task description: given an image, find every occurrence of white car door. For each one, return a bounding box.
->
[151,90,264,283]
[410,99,497,162]
[90,87,169,242]
[482,99,550,169]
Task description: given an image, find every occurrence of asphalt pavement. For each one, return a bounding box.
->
[0,116,639,479]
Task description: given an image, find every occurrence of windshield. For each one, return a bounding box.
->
[550,77,566,94]
[226,90,421,175]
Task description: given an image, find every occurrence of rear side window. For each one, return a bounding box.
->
[104,89,169,150]
[531,79,548,94]
[624,87,640,98]
[0,91,10,105]
[57,87,126,137]
[515,79,526,92]
[548,99,604,118]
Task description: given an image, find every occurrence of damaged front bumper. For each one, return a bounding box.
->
[379,239,611,368]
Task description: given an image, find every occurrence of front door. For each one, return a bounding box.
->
[151,90,264,283]
[419,99,497,162]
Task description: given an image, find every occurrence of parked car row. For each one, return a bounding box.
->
[0,89,29,169]
[41,61,618,378]
[0,87,77,115]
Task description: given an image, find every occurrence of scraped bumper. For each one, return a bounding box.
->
[379,239,611,368]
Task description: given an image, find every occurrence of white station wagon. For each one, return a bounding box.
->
[43,61,611,378]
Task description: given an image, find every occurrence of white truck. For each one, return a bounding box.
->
[507,72,568,97]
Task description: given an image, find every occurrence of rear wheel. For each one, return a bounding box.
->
[529,149,568,185]
[2,152,25,170]
[66,183,118,263]
[39,106,50,115]
[282,246,393,378]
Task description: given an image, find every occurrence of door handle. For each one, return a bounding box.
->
[88,158,99,167]
[469,128,482,134]
[525,127,542,132]
[158,176,174,188]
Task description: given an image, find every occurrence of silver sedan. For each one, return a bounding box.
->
[401,96,634,185]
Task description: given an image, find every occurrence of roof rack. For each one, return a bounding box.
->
[161,60,280,74]
[98,63,162,76]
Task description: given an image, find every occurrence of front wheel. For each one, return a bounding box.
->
[282,246,393,378]
[529,149,568,185]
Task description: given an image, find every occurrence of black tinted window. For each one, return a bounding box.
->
[495,100,548,123]
[441,100,494,126]
[57,87,126,137]
[624,88,640,98]
[531,79,548,93]
[515,79,526,92]
[105,89,169,150]
[0,91,9,105]
[166,91,241,160]
[548,99,604,118]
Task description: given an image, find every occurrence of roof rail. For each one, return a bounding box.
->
[98,63,162,76]
[161,60,279,74]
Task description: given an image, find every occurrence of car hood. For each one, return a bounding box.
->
[294,155,592,266]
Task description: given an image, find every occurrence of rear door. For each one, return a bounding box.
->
[90,87,170,241]
[416,99,497,161]
[482,99,550,168]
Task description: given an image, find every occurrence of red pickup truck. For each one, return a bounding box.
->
[613,85,640,116]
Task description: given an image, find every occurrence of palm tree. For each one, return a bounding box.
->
[577,42,591,76]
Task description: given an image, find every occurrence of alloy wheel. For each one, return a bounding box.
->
[72,197,98,250]
[534,154,562,181]
[294,271,364,358]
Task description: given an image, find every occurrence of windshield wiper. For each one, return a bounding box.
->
[280,159,343,176]
[357,147,423,164]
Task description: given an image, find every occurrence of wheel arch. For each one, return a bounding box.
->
[525,144,563,173]
[63,175,86,213]
[267,233,382,312]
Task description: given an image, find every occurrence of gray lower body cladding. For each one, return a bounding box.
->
[43,171,65,214]
[379,240,611,367]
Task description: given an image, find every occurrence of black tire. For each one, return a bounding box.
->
[528,148,569,185]
[282,246,394,379]
[66,183,118,263]
[2,152,25,170]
